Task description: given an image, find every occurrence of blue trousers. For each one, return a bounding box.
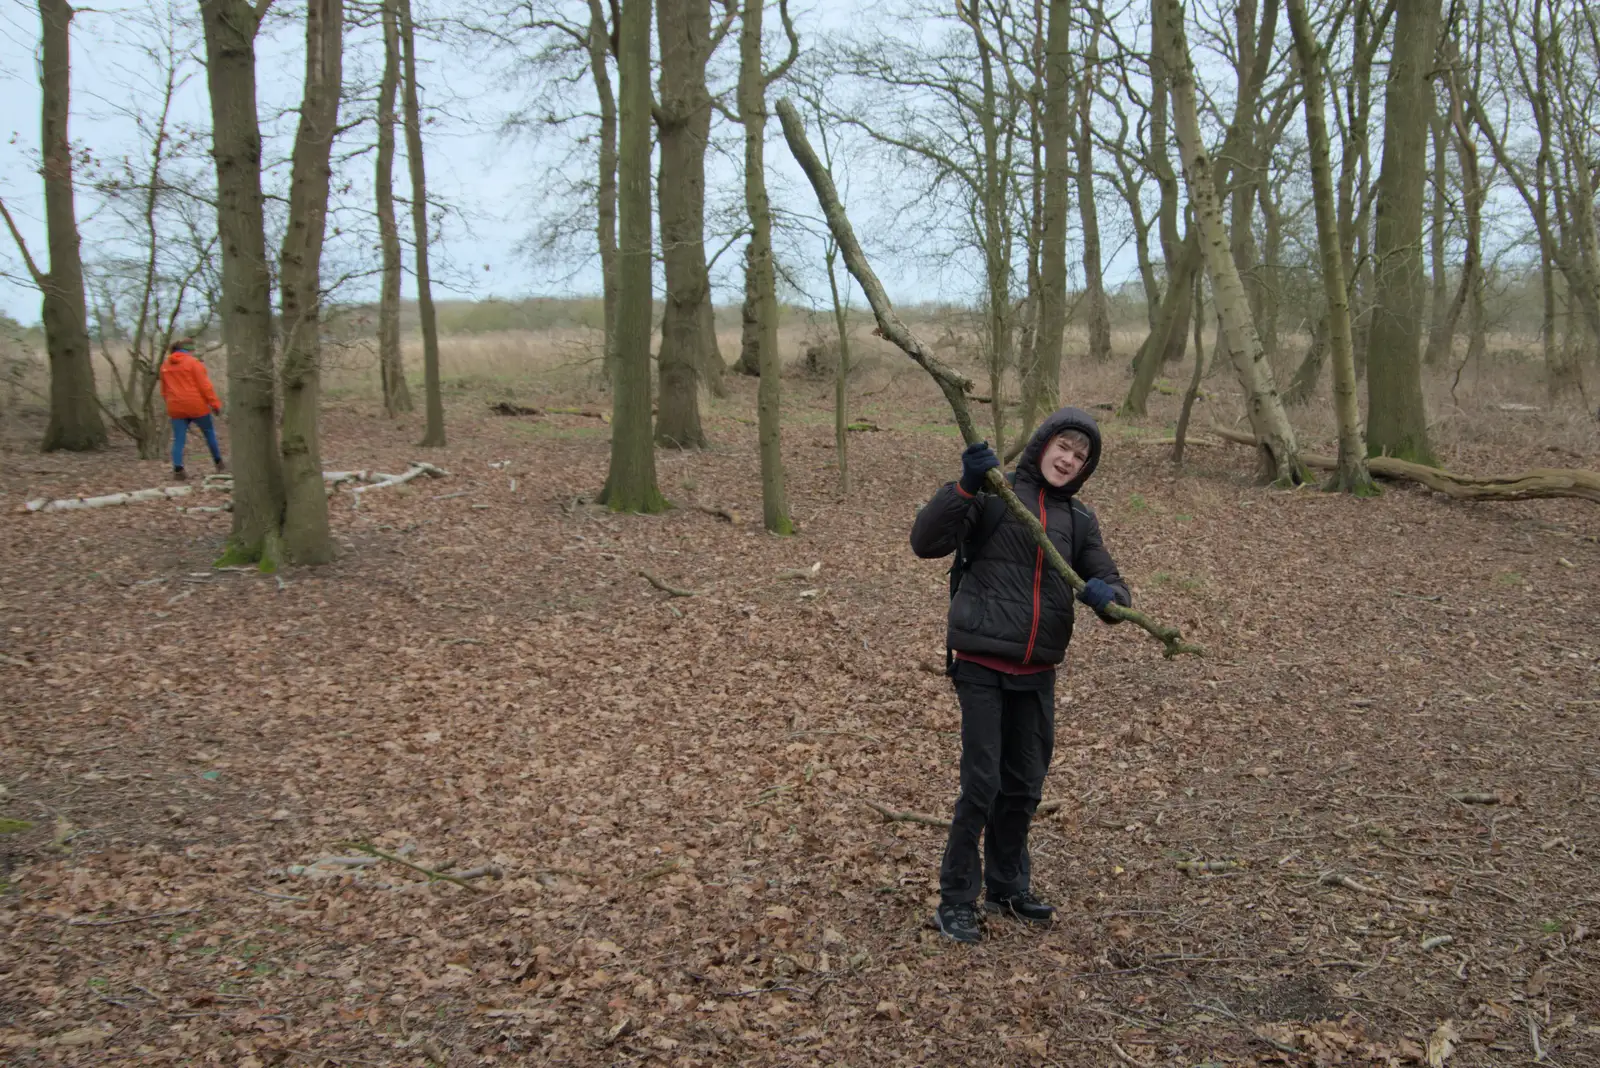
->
[171,414,222,468]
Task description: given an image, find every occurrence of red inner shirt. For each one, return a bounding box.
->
[954,651,1056,675]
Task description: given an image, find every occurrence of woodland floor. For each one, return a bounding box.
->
[1,361,1598,1067]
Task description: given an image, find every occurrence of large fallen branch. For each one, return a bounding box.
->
[776,98,1201,658]
[1212,426,1600,504]
[23,485,195,513]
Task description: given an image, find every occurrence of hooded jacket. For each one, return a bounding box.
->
[159,349,222,419]
[909,407,1132,667]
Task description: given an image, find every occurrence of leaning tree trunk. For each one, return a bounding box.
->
[740,0,793,534]
[600,0,667,512]
[1365,0,1440,464]
[734,244,761,376]
[586,0,620,384]
[654,0,713,449]
[37,0,105,453]
[376,0,412,415]
[1146,0,1191,368]
[1423,111,1452,367]
[201,0,285,567]
[1283,315,1328,406]
[1033,0,1070,426]
[1160,0,1304,485]
[278,0,343,565]
[398,0,444,447]
[1287,0,1376,494]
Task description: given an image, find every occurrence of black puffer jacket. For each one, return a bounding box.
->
[910,407,1132,666]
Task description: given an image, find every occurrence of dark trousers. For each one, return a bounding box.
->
[939,659,1056,905]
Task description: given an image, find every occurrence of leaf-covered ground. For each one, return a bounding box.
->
[2,371,1597,1067]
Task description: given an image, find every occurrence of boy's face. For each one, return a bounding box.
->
[1040,433,1089,488]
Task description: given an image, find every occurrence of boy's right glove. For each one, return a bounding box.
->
[1078,577,1116,612]
[959,441,1000,494]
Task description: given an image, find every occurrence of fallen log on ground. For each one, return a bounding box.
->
[777,98,1201,658]
[1211,426,1600,505]
[24,463,452,515]
[489,401,609,420]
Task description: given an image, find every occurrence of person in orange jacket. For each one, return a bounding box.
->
[159,340,225,480]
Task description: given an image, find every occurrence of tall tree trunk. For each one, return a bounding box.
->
[827,243,849,495]
[1122,229,1197,415]
[586,0,620,384]
[1423,110,1452,366]
[1074,16,1112,363]
[1146,0,1190,366]
[376,0,412,415]
[278,0,343,565]
[1160,0,1304,484]
[655,0,713,449]
[1256,180,1282,360]
[1171,273,1206,464]
[37,0,105,452]
[601,0,667,511]
[1365,0,1440,463]
[1034,0,1070,424]
[741,0,793,533]
[201,0,285,567]
[1433,62,1479,374]
[1287,0,1375,494]
[398,0,444,446]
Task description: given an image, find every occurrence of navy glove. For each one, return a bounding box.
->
[1078,577,1117,613]
[959,441,1000,494]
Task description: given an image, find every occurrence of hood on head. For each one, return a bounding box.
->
[1016,406,1103,495]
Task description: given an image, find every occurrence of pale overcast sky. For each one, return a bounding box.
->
[0,0,1159,328]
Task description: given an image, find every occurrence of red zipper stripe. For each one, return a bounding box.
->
[1022,489,1047,663]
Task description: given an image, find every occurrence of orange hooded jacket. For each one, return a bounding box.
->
[160,349,222,419]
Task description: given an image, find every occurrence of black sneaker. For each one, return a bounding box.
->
[214,458,226,473]
[173,466,187,481]
[985,890,1056,924]
[933,901,983,944]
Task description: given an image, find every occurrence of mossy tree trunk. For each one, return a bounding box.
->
[1286,0,1377,494]
[278,0,344,565]
[201,0,285,568]
[1161,0,1305,485]
[738,0,798,534]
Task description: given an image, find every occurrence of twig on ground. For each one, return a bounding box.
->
[864,799,950,829]
[640,571,702,597]
[1176,859,1242,874]
[332,842,483,891]
[1448,791,1500,804]
[67,907,199,927]
[775,562,822,581]
[1420,934,1455,951]
[245,888,308,902]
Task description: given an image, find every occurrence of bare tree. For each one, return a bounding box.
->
[376,0,413,415]
[0,0,107,452]
[737,0,800,533]
[599,0,668,511]
[201,0,285,567]
[1365,0,1443,464]
[1032,0,1071,430]
[278,0,344,564]
[1073,8,1113,363]
[655,0,733,447]
[1159,0,1305,484]
[1287,0,1376,493]
[398,0,446,446]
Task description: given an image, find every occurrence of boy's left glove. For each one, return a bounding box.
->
[1077,577,1116,612]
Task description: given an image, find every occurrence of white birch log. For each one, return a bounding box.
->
[23,485,195,513]
[350,462,450,495]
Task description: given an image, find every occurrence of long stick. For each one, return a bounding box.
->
[775,99,1202,658]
